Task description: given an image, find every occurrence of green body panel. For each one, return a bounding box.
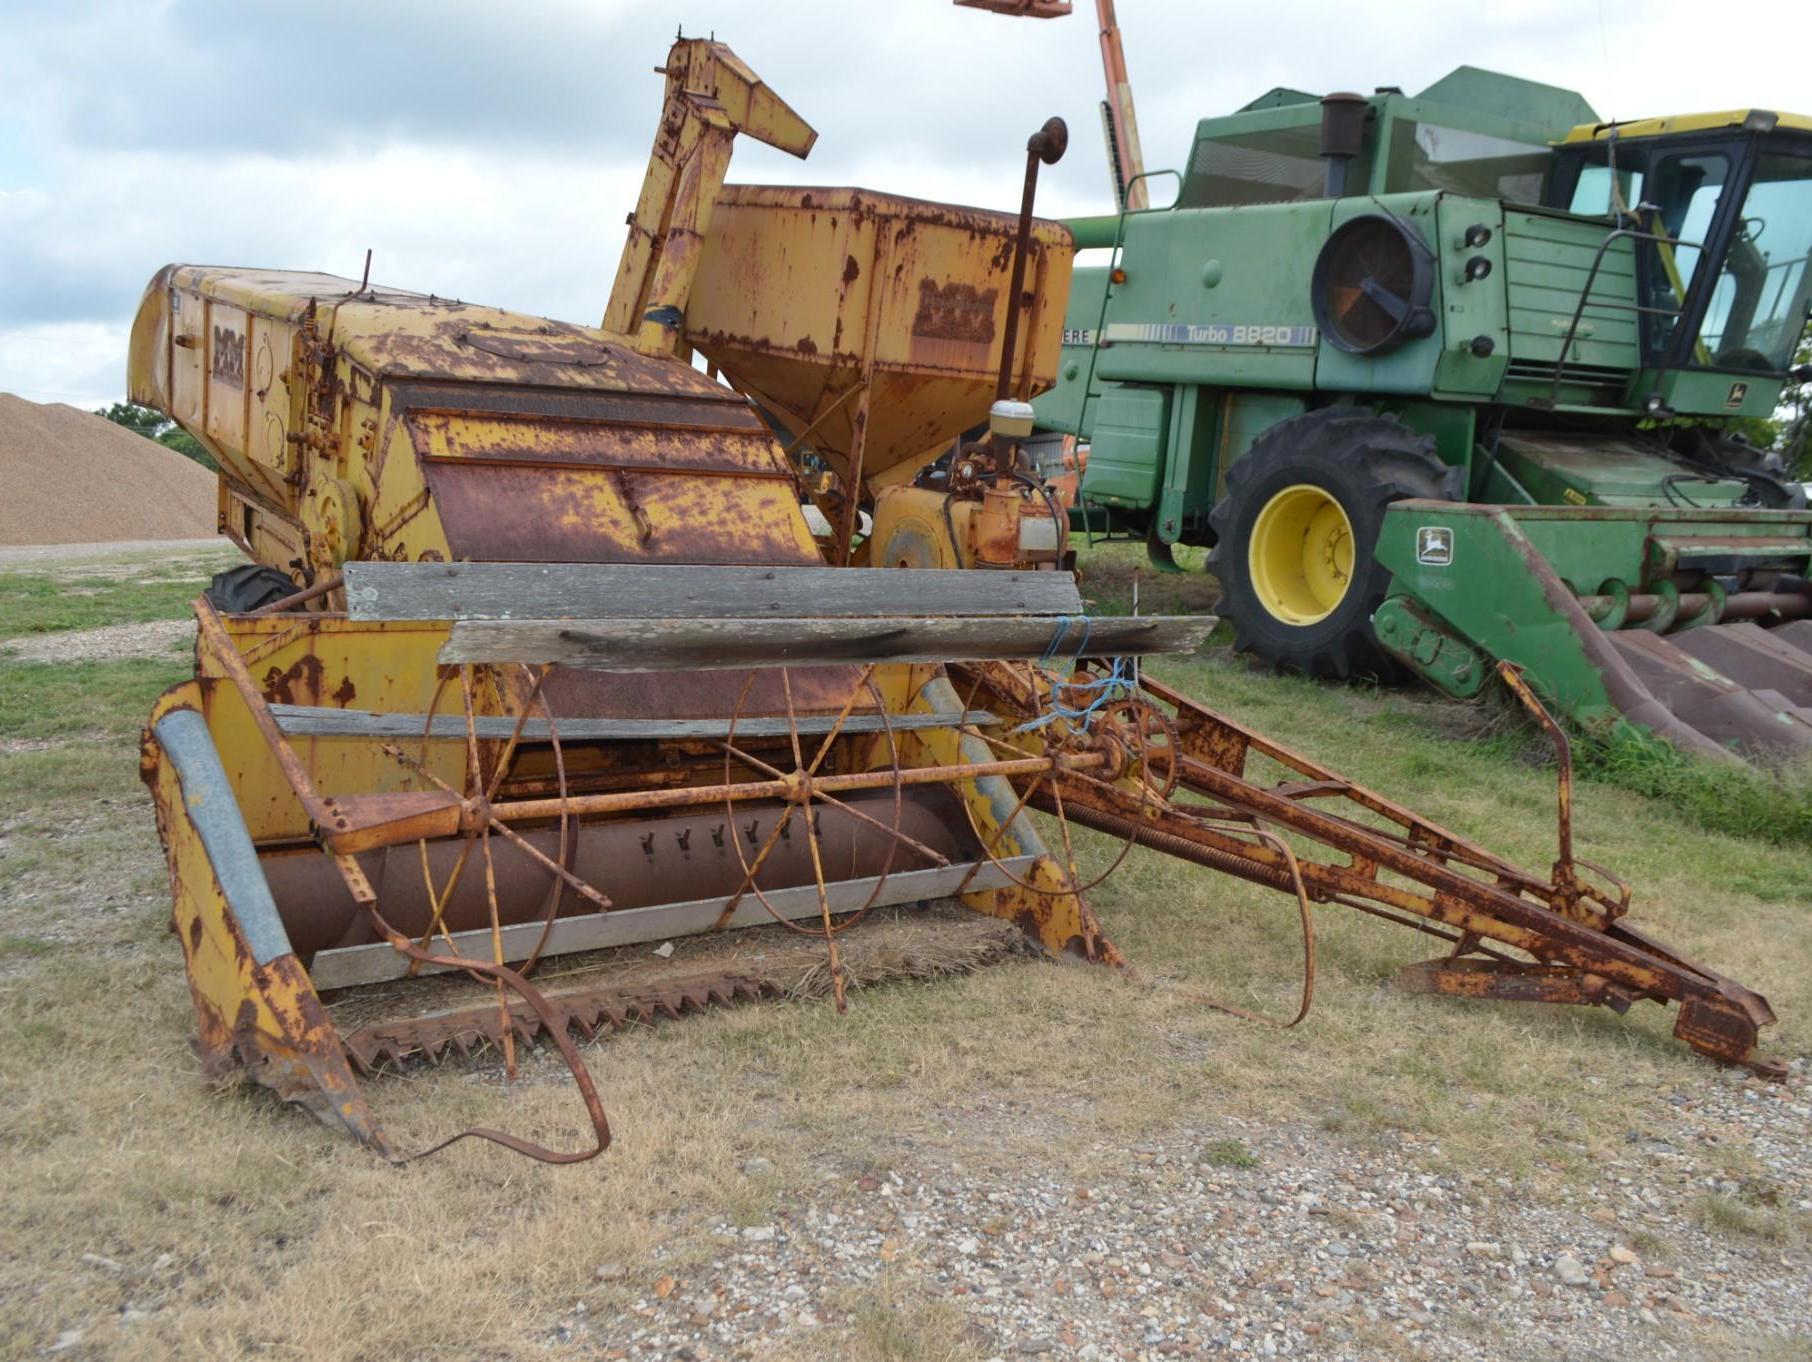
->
[1089,200,1328,391]
[1084,385,1168,507]
[1180,65,1594,210]
[1412,66,1597,129]
[1476,456,1538,505]
[1371,596,1492,696]
[1501,209,1643,371]
[1381,403,1476,471]
[1061,388,1304,539]
[1431,197,1511,399]
[1375,505,1625,723]
[1154,385,1219,543]
[1496,434,1757,508]
[1218,393,1308,482]
[1657,367,1785,421]
[1314,195,1445,396]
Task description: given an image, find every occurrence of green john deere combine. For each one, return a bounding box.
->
[1034,67,1812,761]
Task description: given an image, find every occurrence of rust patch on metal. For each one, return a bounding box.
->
[262,654,326,706]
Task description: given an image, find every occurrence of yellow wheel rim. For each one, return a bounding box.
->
[1247,483,1355,626]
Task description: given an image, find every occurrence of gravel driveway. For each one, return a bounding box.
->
[563,1062,1811,1361]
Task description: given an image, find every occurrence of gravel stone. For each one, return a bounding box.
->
[1554,1254,1592,1287]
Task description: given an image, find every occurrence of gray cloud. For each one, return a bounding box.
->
[3,0,1806,408]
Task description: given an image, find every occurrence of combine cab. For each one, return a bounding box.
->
[1035,68,1812,761]
[131,40,1782,1162]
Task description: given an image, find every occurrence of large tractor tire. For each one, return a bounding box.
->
[204,564,298,613]
[1207,407,1461,680]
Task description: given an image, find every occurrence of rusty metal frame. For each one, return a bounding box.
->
[953,659,1781,1076]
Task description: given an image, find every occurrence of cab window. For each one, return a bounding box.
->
[1697,152,1812,371]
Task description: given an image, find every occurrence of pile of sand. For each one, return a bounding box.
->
[0,393,218,545]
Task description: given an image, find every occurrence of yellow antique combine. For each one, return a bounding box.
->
[131,38,1780,1163]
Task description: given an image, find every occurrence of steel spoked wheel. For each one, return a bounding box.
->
[1097,697,1180,800]
[718,665,926,1012]
[377,662,599,1079]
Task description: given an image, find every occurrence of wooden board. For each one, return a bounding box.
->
[306,857,1036,989]
[268,704,1000,742]
[440,613,1216,670]
[344,561,1085,622]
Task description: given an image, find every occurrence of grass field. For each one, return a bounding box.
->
[0,541,1807,1360]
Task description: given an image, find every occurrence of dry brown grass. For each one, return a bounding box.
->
[1,545,1807,1359]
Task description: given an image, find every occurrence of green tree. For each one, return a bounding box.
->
[96,401,170,439]
[157,428,216,471]
[1780,331,1811,478]
[96,401,217,473]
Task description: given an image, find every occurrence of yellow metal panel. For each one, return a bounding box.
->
[1561,110,1812,142]
[145,683,387,1151]
[686,186,1076,489]
[165,284,205,433]
[193,615,468,842]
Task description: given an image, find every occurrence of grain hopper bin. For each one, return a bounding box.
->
[685,185,1074,505]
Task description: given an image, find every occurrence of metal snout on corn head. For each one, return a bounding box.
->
[132,37,1779,1163]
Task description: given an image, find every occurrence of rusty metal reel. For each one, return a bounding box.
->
[718,665,915,1010]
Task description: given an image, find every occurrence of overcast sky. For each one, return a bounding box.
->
[3,0,1806,410]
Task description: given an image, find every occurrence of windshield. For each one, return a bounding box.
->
[1637,147,1812,372]
[1637,152,1726,363]
[1699,152,1812,371]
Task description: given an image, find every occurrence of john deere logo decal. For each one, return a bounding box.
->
[1726,381,1749,408]
[1416,526,1453,567]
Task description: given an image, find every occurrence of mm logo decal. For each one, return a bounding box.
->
[211,325,246,389]
[911,281,998,344]
[1415,526,1453,567]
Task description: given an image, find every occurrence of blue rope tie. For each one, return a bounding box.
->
[1014,613,1133,735]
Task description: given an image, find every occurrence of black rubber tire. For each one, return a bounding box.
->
[1207,407,1461,680]
[204,563,298,613]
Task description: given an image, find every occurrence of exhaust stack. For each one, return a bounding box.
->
[1319,91,1369,197]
